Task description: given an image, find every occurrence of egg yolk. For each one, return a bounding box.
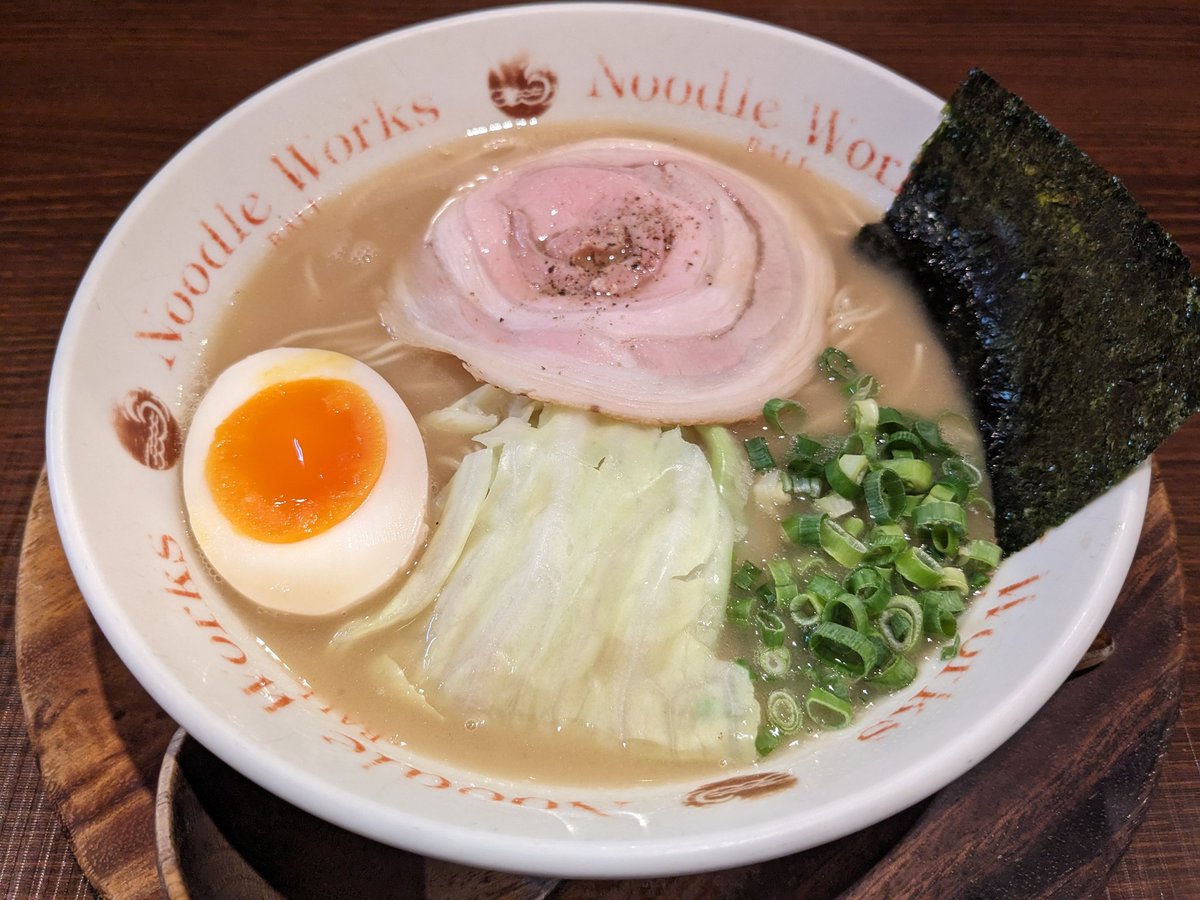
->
[205,378,387,543]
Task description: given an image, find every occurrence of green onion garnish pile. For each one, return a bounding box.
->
[730,348,1003,756]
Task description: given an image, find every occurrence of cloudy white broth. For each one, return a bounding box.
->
[189,120,991,786]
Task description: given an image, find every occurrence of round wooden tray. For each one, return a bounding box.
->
[16,468,1186,898]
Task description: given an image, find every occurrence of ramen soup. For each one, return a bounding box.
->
[186,121,992,787]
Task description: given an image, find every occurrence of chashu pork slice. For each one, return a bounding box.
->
[385,138,834,424]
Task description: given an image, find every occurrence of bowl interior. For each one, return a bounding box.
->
[45,3,1146,878]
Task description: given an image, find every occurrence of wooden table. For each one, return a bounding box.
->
[2,1,1197,895]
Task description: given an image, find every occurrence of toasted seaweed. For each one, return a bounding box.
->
[858,69,1200,553]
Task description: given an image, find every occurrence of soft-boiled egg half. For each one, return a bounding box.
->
[183,347,428,616]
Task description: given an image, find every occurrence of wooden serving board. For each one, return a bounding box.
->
[16,467,1186,899]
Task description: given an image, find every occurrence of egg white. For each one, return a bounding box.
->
[182,347,429,616]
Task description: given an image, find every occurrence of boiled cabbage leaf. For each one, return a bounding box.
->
[349,398,759,762]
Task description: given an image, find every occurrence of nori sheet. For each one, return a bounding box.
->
[857,69,1200,553]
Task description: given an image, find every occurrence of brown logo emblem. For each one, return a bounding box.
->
[683,771,798,807]
[113,389,181,470]
[488,55,558,118]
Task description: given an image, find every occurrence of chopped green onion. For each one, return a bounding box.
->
[825,454,867,499]
[840,453,871,484]
[763,398,805,435]
[805,686,853,729]
[745,436,776,471]
[864,524,908,564]
[756,723,784,756]
[801,665,850,697]
[840,432,869,455]
[915,500,967,555]
[768,564,796,607]
[850,398,880,431]
[787,458,824,479]
[862,467,906,523]
[739,347,1007,756]
[877,595,923,653]
[884,429,924,456]
[858,433,881,463]
[818,347,858,383]
[929,477,970,504]
[819,517,868,567]
[932,517,962,552]
[896,546,944,589]
[808,621,879,678]
[919,590,965,638]
[767,689,803,733]
[789,476,824,497]
[777,469,796,496]
[914,419,951,454]
[864,629,893,670]
[789,591,824,626]
[925,482,956,503]
[731,560,762,591]
[782,512,824,546]
[879,457,934,493]
[755,645,792,679]
[820,593,870,633]
[943,456,983,487]
[969,571,993,593]
[960,539,1002,572]
[726,594,754,623]
[786,435,825,477]
[793,557,826,584]
[767,558,794,588]
[845,566,892,615]
[848,374,881,401]
[871,653,918,689]
[936,566,970,595]
[807,573,844,601]
[876,407,909,433]
[913,500,968,536]
[791,435,824,457]
[756,608,788,647]
[941,633,963,661]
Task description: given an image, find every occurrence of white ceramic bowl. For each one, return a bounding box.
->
[46,3,1147,878]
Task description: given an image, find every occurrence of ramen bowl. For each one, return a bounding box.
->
[46,3,1147,878]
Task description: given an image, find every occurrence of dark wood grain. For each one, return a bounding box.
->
[15,477,175,900]
[2,2,1198,896]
